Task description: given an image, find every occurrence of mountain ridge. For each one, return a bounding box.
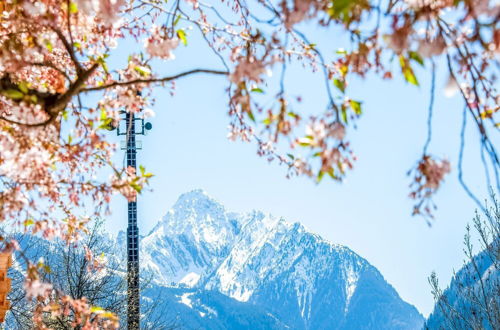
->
[130,189,425,329]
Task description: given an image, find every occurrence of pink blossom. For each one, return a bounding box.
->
[185,0,199,9]
[384,31,410,54]
[144,26,179,60]
[282,0,322,29]
[305,120,327,146]
[75,0,125,24]
[98,0,125,23]
[24,279,53,299]
[22,1,47,16]
[417,36,447,57]
[420,157,451,189]
[229,57,268,83]
[330,122,346,140]
[404,0,453,10]
[227,125,251,142]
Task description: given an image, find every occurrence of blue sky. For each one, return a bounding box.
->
[101,19,496,317]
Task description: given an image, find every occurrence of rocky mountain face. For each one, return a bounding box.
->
[134,189,424,329]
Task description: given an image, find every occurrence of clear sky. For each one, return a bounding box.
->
[101,20,497,317]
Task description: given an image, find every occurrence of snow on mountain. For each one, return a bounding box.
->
[141,189,241,285]
[137,189,424,329]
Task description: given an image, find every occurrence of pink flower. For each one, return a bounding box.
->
[24,279,53,299]
[419,157,451,189]
[144,26,179,60]
[282,0,322,29]
[22,1,47,16]
[330,122,346,140]
[417,36,447,57]
[305,120,327,146]
[229,57,268,83]
[75,0,125,24]
[185,0,199,9]
[384,31,410,54]
[98,0,125,23]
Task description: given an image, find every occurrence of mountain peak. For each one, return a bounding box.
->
[174,189,214,205]
[171,189,225,213]
[139,190,424,329]
[153,189,235,244]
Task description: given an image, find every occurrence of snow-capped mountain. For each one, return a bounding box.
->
[136,189,424,329]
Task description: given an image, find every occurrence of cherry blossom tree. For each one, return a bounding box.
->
[0,0,498,327]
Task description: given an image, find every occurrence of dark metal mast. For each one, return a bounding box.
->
[112,110,152,330]
[125,112,140,329]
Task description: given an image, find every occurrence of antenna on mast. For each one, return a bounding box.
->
[110,105,152,329]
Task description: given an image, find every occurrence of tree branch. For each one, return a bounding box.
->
[0,63,99,127]
[52,27,83,74]
[82,68,228,93]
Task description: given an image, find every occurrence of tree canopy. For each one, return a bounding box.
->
[0,0,498,327]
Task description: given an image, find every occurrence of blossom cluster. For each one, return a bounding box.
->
[409,155,452,222]
[0,0,498,325]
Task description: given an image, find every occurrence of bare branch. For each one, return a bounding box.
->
[82,68,229,93]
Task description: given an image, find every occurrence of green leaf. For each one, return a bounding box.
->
[349,100,362,115]
[408,51,424,66]
[130,182,142,193]
[317,170,325,183]
[297,137,312,147]
[341,105,348,124]
[173,14,182,26]
[286,153,295,160]
[262,118,272,125]
[18,82,29,94]
[43,265,51,273]
[45,40,53,52]
[330,0,351,17]
[297,136,313,147]
[403,67,419,86]
[177,30,188,46]
[73,42,81,50]
[97,56,109,74]
[333,79,345,93]
[339,65,349,77]
[69,1,78,13]
[250,88,264,93]
[134,66,151,77]
[328,0,369,24]
[24,219,34,226]
[90,306,104,314]
[399,55,419,86]
[139,165,145,176]
[62,110,69,121]
[100,108,107,121]
[247,111,256,122]
[2,89,24,100]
